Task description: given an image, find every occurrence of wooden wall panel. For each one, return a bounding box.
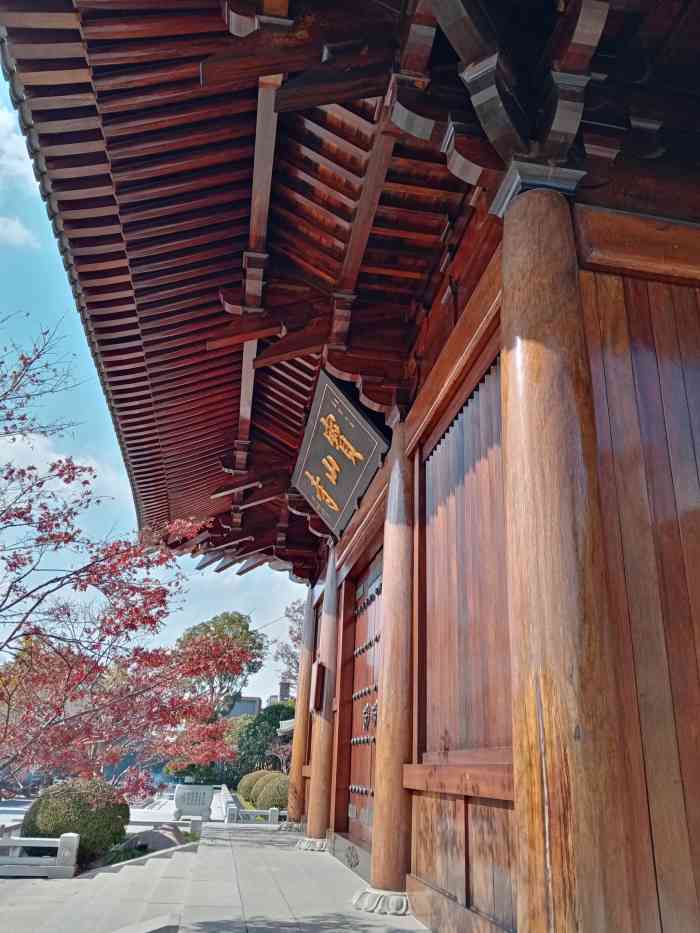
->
[412,792,467,903]
[581,271,700,931]
[468,800,516,931]
[424,360,510,756]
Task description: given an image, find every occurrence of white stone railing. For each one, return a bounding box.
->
[225,803,284,825]
[0,832,79,878]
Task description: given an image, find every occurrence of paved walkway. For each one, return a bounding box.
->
[0,823,426,932]
[189,824,426,933]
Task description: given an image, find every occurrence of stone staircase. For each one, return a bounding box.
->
[0,842,200,933]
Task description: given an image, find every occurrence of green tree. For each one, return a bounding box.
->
[273,599,304,686]
[177,612,268,712]
[236,702,294,774]
[226,714,255,750]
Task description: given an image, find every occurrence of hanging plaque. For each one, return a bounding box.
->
[292,371,388,536]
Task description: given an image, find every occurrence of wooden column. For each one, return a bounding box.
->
[501,189,632,931]
[302,547,338,846]
[287,585,315,824]
[356,421,413,912]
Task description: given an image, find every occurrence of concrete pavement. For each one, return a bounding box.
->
[0,822,427,932]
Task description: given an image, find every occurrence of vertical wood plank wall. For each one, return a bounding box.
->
[582,272,700,931]
[407,267,700,931]
[410,360,516,932]
[424,360,510,756]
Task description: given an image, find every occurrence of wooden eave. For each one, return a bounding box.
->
[2,0,699,581]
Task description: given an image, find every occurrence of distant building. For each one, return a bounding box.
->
[277,718,294,739]
[279,680,292,701]
[230,696,261,717]
[266,694,279,708]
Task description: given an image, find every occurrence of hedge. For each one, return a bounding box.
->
[256,775,289,810]
[249,770,279,806]
[237,769,269,801]
[22,778,129,867]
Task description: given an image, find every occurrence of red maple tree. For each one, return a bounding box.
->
[0,323,242,795]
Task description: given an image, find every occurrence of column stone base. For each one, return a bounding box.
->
[296,836,327,851]
[352,886,410,916]
[278,820,305,833]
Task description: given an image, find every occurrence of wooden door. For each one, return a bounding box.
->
[347,550,383,849]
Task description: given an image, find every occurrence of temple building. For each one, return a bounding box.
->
[2,1,700,929]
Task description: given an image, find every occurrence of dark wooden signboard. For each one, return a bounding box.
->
[292,371,388,536]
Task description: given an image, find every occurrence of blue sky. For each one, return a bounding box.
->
[0,82,304,702]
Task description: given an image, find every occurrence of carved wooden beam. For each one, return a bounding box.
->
[275,60,392,113]
[430,1,530,163]
[326,109,396,352]
[537,1,611,164]
[210,468,287,499]
[276,493,290,547]
[201,29,319,85]
[236,476,288,512]
[253,315,330,368]
[399,0,437,80]
[388,81,502,185]
[206,311,287,350]
[204,5,395,86]
[224,73,283,516]
[236,554,270,575]
[196,551,224,571]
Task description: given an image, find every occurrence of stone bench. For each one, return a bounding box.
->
[0,832,79,878]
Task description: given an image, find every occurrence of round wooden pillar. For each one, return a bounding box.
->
[287,585,315,824]
[302,546,338,847]
[355,421,413,913]
[502,189,631,931]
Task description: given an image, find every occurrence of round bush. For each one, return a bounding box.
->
[249,771,279,805]
[237,769,269,801]
[257,775,289,810]
[22,778,129,867]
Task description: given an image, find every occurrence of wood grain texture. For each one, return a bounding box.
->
[347,554,382,849]
[406,245,502,456]
[581,269,700,931]
[502,189,632,932]
[407,873,505,933]
[404,762,513,802]
[468,800,516,930]
[306,548,339,840]
[330,578,356,835]
[424,361,509,754]
[370,422,413,892]
[575,205,700,286]
[411,792,467,904]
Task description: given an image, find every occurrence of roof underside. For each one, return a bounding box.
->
[2,0,699,581]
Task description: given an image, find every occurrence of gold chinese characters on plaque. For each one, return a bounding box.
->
[292,371,388,535]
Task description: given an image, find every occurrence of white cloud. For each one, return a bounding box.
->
[0,103,36,192]
[0,433,134,514]
[0,215,39,248]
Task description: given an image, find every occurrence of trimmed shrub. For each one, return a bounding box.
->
[22,778,129,867]
[249,770,279,805]
[256,775,289,810]
[237,769,269,801]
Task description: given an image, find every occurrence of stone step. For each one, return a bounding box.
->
[134,845,199,925]
[110,913,180,933]
[178,831,242,932]
[33,846,194,933]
